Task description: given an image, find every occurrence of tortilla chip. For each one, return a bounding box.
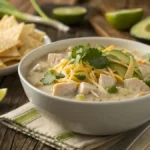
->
[0,16,46,68]
[30,31,45,42]
[5,60,19,66]
[0,15,18,30]
[23,24,35,35]
[0,59,3,65]
[19,33,44,56]
[5,23,24,41]
[14,24,36,52]
[0,64,6,68]
[0,23,24,54]
[0,59,6,68]
[1,56,21,63]
[0,15,9,24]
[0,47,20,57]
[23,24,45,42]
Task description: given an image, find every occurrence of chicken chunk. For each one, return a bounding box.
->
[31,62,48,72]
[78,82,97,94]
[139,64,150,79]
[117,87,131,96]
[124,78,150,92]
[52,82,77,96]
[99,74,116,88]
[48,53,65,67]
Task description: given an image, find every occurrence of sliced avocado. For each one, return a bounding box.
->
[133,72,142,79]
[103,54,120,61]
[134,69,142,79]
[125,52,137,66]
[106,50,130,64]
[126,52,142,79]
[106,50,142,79]
[130,17,150,43]
[109,62,127,78]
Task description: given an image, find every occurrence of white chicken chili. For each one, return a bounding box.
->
[27,44,150,101]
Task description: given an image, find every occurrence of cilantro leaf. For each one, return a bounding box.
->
[96,44,105,51]
[88,56,109,69]
[75,74,86,80]
[56,73,65,79]
[71,44,90,59]
[40,70,65,85]
[74,54,81,65]
[82,47,102,60]
[40,71,56,85]
[70,44,109,69]
[106,86,118,94]
[83,48,109,69]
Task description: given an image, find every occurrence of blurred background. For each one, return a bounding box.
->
[6,0,150,42]
[7,0,150,14]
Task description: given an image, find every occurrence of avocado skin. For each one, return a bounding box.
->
[134,38,150,45]
[130,17,150,44]
[53,13,85,25]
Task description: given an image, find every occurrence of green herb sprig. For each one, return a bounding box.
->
[40,70,65,85]
[75,74,86,80]
[106,86,118,94]
[70,44,109,69]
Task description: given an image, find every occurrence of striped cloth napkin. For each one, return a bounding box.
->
[0,103,150,150]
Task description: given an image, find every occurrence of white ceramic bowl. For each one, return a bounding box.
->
[18,37,150,135]
[0,30,51,76]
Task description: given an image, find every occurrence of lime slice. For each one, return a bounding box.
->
[0,88,7,102]
[52,6,87,25]
[105,8,143,30]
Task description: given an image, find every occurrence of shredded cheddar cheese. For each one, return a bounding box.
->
[52,57,121,89]
[122,50,128,54]
[107,67,115,77]
[46,45,139,88]
[103,45,114,52]
[114,74,123,83]
[137,59,146,64]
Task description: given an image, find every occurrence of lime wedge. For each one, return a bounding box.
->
[52,6,87,25]
[105,8,143,30]
[0,88,7,102]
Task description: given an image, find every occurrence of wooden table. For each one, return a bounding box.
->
[0,0,150,149]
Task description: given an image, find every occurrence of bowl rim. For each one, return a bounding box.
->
[18,37,150,105]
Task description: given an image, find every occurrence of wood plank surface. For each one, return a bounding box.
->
[0,0,150,150]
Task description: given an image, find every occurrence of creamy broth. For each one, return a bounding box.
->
[27,44,150,102]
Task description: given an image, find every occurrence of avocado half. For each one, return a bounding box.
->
[130,17,150,44]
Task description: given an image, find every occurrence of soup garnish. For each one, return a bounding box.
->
[28,44,150,102]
